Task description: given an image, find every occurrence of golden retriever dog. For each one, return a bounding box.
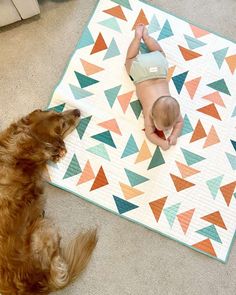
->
[0,109,97,294]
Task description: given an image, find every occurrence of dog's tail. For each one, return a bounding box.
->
[49,229,97,291]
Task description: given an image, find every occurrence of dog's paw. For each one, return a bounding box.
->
[51,147,67,162]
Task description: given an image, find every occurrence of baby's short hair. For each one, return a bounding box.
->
[151,96,180,128]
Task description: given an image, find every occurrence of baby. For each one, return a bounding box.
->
[125,25,183,151]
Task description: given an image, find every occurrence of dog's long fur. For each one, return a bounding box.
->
[0,109,97,294]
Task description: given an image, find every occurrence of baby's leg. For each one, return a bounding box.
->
[143,26,165,56]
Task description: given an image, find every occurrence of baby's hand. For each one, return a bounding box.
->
[167,135,177,146]
[160,140,170,151]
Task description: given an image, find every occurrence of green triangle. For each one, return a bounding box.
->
[113,195,138,214]
[232,106,236,117]
[87,143,110,161]
[234,192,236,199]
[76,116,92,139]
[148,146,165,170]
[69,84,93,100]
[226,152,236,170]
[103,38,120,60]
[76,27,94,49]
[172,71,189,94]
[47,103,65,113]
[181,114,194,136]
[181,148,205,166]
[140,42,150,54]
[130,100,142,119]
[121,135,139,158]
[207,79,231,95]
[212,47,228,69]
[230,140,236,152]
[196,225,222,243]
[148,15,161,34]
[104,85,121,107]
[124,168,149,187]
[63,154,82,179]
[184,34,206,50]
[91,131,116,148]
[206,175,224,199]
[164,203,181,228]
[111,0,132,10]
[75,72,99,88]
[158,19,173,41]
[99,17,121,32]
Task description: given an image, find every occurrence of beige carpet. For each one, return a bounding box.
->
[0,0,236,294]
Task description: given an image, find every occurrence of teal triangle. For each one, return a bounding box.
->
[164,203,181,228]
[181,148,205,166]
[172,71,188,94]
[76,116,92,139]
[75,72,99,88]
[87,143,110,161]
[226,152,236,170]
[158,19,174,41]
[230,140,236,152]
[111,0,132,10]
[69,84,93,100]
[196,225,222,243]
[48,103,65,113]
[104,85,121,108]
[63,154,82,179]
[91,131,116,148]
[113,195,138,214]
[99,17,121,32]
[121,135,139,158]
[148,15,161,34]
[148,146,165,170]
[206,175,224,199]
[181,114,194,136]
[124,168,149,186]
[212,47,228,69]
[77,27,94,49]
[130,100,142,119]
[47,161,59,169]
[140,42,150,54]
[184,34,206,50]
[232,106,236,117]
[103,38,120,60]
[207,79,231,95]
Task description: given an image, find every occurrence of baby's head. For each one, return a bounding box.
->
[151,96,180,131]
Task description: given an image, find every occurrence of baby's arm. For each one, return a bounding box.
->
[145,116,170,151]
[168,115,184,145]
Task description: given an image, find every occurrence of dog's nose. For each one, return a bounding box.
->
[73,109,81,117]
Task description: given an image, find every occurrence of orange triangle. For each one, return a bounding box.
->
[117,91,134,113]
[190,119,207,143]
[80,59,104,76]
[166,65,176,82]
[170,174,195,192]
[192,239,216,257]
[77,160,95,185]
[149,196,168,223]
[119,182,144,200]
[201,211,227,230]
[178,45,202,61]
[175,161,200,178]
[202,92,225,107]
[135,140,152,163]
[220,181,236,206]
[177,208,195,234]
[132,9,149,30]
[203,125,220,148]
[197,103,221,120]
[98,118,122,135]
[90,33,107,55]
[185,77,201,99]
[103,5,127,21]
[225,54,236,74]
[90,166,108,191]
[190,24,209,38]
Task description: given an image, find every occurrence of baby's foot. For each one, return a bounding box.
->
[142,26,149,41]
[135,24,144,40]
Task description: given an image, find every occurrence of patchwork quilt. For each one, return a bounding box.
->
[47,0,236,262]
